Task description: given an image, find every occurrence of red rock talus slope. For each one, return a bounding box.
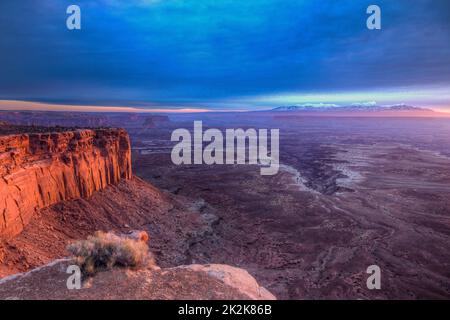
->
[0,129,132,238]
[0,177,215,276]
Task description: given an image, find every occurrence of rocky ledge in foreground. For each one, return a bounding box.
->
[0,260,276,300]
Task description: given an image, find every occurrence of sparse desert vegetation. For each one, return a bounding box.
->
[67,231,153,276]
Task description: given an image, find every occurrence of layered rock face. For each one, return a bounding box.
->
[0,129,132,238]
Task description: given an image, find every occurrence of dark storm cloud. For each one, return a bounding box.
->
[0,0,449,108]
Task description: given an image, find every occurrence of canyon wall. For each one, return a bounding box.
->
[0,129,132,238]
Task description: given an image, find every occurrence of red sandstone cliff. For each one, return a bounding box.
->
[0,128,132,238]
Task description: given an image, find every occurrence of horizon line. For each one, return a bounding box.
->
[1,99,450,115]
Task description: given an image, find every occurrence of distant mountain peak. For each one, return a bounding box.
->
[271,104,433,112]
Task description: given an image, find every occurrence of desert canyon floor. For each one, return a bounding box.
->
[133,115,450,299]
[1,113,450,299]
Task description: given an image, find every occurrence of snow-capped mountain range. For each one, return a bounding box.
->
[271,103,433,112]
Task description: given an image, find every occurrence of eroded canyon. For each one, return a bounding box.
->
[133,115,450,299]
[1,113,450,299]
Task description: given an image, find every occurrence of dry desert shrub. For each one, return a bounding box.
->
[67,231,153,276]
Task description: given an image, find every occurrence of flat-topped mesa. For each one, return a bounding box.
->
[0,128,132,238]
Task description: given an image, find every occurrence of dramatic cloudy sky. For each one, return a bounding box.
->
[0,0,449,110]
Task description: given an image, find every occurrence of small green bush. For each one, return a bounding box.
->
[67,231,151,276]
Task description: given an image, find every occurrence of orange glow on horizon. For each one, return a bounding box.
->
[0,100,213,113]
[431,107,450,114]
